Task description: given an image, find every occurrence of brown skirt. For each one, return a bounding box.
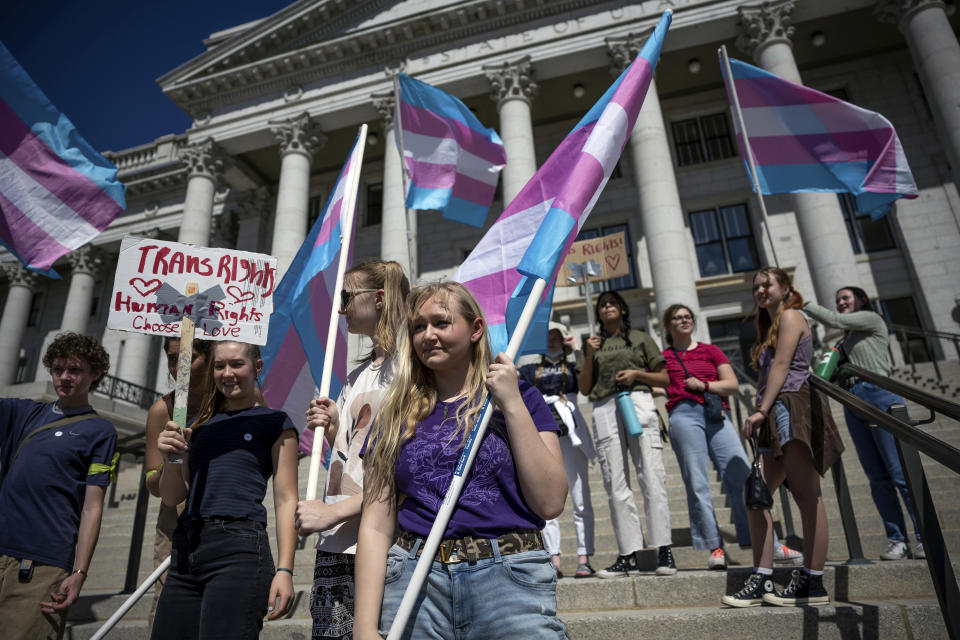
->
[758,382,844,476]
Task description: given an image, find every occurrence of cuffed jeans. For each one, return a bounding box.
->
[591,393,672,554]
[151,518,274,639]
[668,401,751,549]
[844,381,920,543]
[379,539,566,639]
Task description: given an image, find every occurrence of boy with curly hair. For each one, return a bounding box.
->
[0,332,117,640]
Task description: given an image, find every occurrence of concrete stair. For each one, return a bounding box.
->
[66,371,960,638]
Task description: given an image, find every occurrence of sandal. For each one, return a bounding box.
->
[574,562,595,578]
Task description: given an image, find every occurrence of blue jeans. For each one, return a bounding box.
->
[668,401,751,548]
[844,381,919,543]
[379,539,566,639]
[151,518,274,639]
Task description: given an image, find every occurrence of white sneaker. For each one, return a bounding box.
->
[773,543,804,565]
[880,540,909,560]
[914,543,925,560]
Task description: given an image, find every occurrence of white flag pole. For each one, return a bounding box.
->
[305,124,368,501]
[89,556,171,640]
[720,45,780,268]
[391,73,418,282]
[387,277,548,639]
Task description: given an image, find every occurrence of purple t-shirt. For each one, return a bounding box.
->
[395,381,558,539]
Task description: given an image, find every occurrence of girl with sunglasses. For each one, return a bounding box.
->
[295,260,409,640]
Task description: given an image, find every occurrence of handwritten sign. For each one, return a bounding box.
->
[559,231,629,286]
[107,235,277,345]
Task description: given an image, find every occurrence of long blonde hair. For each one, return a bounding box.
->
[347,260,410,361]
[363,282,492,503]
[749,267,805,369]
[193,341,262,427]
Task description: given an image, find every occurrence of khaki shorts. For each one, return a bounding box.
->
[0,554,69,640]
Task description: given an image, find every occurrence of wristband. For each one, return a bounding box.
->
[73,568,88,577]
[703,381,710,392]
[276,567,294,576]
[145,464,163,480]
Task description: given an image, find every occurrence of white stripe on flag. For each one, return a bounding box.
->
[583,102,629,176]
[403,132,503,185]
[737,103,890,138]
[0,150,102,250]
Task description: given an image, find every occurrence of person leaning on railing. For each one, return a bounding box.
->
[803,286,924,561]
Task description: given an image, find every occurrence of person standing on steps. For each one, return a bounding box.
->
[803,286,924,561]
[577,290,675,578]
[0,332,117,640]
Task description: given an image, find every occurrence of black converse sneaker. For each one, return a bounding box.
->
[656,545,677,575]
[597,553,639,579]
[721,572,775,607]
[762,569,830,606]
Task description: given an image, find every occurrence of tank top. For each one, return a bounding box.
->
[758,330,813,401]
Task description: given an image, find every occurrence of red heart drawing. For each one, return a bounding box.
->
[605,255,621,272]
[129,278,162,297]
[227,286,256,304]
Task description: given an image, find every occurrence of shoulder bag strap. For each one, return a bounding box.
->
[11,413,94,467]
[671,347,692,378]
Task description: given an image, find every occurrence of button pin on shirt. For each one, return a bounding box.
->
[243,433,253,441]
[54,431,63,437]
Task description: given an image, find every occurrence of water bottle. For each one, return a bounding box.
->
[616,385,644,436]
[814,347,841,381]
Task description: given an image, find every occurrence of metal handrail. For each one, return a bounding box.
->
[93,374,163,410]
[840,364,960,424]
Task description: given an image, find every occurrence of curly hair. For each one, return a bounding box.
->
[42,332,110,390]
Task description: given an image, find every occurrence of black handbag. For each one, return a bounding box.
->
[745,433,773,510]
[671,348,725,423]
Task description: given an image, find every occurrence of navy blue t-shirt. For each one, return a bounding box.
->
[184,406,295,524]
[0,399,117,570]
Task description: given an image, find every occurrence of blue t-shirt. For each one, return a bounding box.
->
[0,399,117,570]
[184,406,295,524]
[394,381,558,539]
[518,356,579,397]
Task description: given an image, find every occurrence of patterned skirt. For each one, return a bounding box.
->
[311,550,356,640]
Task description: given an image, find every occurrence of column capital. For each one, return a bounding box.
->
[1,262,40,290]
[606,29,655,75]
[484,56,539,106]
[371,91,396,131]
[181,138,227,180]
[736,0,796,58]
[874,0,946,27]
[67,245,104,277]
[269,112,326,160]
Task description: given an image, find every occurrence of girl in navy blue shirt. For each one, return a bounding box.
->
[153,341,299,639]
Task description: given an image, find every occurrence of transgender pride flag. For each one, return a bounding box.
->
[721,55,917,219]
[0,41,125,276]
[261,133,362,456]
[396,73,506,228]
[454,12,672,355]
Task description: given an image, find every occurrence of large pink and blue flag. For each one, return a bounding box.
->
[261,133,361,458]
[396,73,506,228]
[453,12,672,355]
[0,41,125,276]
[721,55,917,219]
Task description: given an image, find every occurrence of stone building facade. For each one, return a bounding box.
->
[2,0,959,397]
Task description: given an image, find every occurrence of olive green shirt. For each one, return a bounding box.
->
[580,329,665,402]
[803,301,892,384]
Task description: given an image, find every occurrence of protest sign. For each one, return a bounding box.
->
[107,235,277,345]
[558,231,629,286]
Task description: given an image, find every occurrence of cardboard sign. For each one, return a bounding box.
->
[559,231,629,286]
[107,236,277,345]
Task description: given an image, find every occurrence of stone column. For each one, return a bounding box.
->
[737,0,860,305]
[179,138,225,246]
[270,113,325,278]
[0,264,39,387]
[115,228,160,390]
[373,91,414,276]
[60,245,104,335]
[608,35,704,338]
[876,0,960,182]
[484,56,539,207]
[234,186,272,253]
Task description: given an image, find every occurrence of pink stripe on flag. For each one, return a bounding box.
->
[460,270,518,324]
[404,158,456,189]
[733,76,836,109]
[263,329,309,402]
[0,189,72,264]
[750,130,891,166]
[451,172,498,205]
[314,197,343,248]
[0,98,122,226]
[399,102,506,165]
[609,58,653,126]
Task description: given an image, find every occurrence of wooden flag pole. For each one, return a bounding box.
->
[168,281,198,464]
[305,125,368,502]
[720,45,780,268]
[387,277,548,639]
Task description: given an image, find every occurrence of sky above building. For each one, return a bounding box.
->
[1,0,294,153]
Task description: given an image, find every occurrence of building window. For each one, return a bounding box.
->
[838,193,897,254]
[307,194,325,228]
[707,316,756,379]
[671,113,736,167]
[15,351,29,384]
[365,183,383,226]
[574,223,638,293]
[27,292,43,327]
[689,204,759,277]
[878,296,930,363]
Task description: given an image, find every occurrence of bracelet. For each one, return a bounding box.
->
[73,568,88,577]
[145,464,163,480]
[703,381,710,392]
[276,567,294,576]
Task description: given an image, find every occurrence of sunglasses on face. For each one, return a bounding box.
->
[339,288,378,311]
